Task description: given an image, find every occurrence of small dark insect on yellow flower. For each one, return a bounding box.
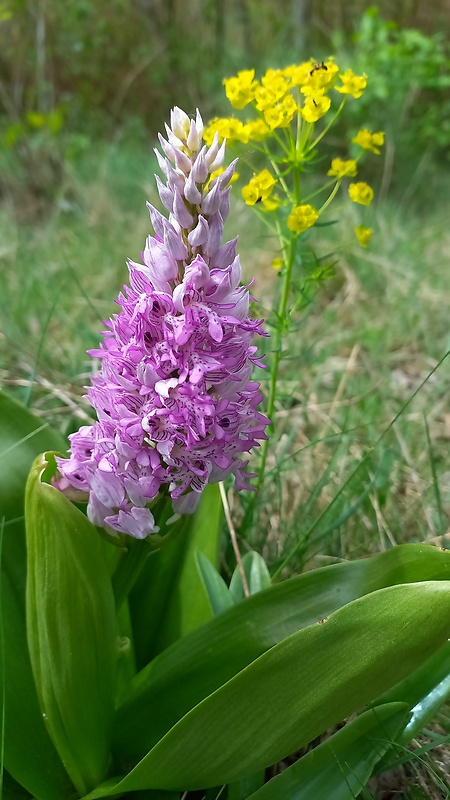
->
[310,61,328,76]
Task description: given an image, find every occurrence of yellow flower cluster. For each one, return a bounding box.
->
[352,129,385,155]
[217,60,368,134]
[348,182,374,206]
[242,169,277,206]
[328,158,358,178]
[287,204,319,233]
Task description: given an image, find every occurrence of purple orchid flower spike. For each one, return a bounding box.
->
[56,107,269,538]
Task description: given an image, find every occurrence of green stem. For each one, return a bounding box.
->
[304,97,346,154]
[112,537,153,612]
[257,231,297,489]
[318,178,342,215]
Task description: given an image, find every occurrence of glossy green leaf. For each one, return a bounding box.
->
[25,453,117,796]
[375,640,450,750]
[227,771,265,800]
[245,703,409,800]
[88,582,450,795]
[129,484,223,667]
[114,543,450,763]
[195,551,234,615]
[0,394,73,799]
[154,483,223,651]
[229,551,271,603]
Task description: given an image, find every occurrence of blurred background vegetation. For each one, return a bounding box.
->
[1,0,450,211]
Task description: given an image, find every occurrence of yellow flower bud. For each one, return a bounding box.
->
[354,226,373,247]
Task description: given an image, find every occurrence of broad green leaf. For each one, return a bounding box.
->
[245,703,409,800]
[154,483,223,650]
[0,391,65,525]
[0,770,35,799]
[227,771,265,800]
[229,551,271,603]
[87,582,450,795]
[25,453,117,796]
[129,484,222,666]
[0,394,73,799]
[195,551,234,615]
[375,640,450,749]
[113,543,450,763]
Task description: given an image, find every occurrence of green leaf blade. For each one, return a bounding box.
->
[246,702,410,800]
[103,581,450,795]
[0,394,74,799]
[114,543,450,763]
[25,453,117,796]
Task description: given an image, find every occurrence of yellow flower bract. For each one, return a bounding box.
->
[287,204,319,233]
[327,158,358,178]
[352,129,385,155]
[354,226,373,247]
[348,182,374,206]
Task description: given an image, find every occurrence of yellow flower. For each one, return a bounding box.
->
[223,69,258,109]
[264,94,298,129]
[261,69,289,101]
[300,84,326,98]
[301,95,331,123]
[327,158,358,178]
[354,226,373,247]
[348,182,374,206]
[244,119,270,141]
[242,183,260,205]
[262,196,280,212]
[287,204,319,233]
[283,59,315,87]
[335,70,367,99]
[305,58,340,92]
[352,129,385,155]
[255,86,278,111]
[272,257,284,269]
[203,117,249,146]
[242,169,277,206]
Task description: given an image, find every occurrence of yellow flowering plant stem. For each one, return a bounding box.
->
[206,60,383,519]
[256,232,297,490]
[304,98,347,155]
